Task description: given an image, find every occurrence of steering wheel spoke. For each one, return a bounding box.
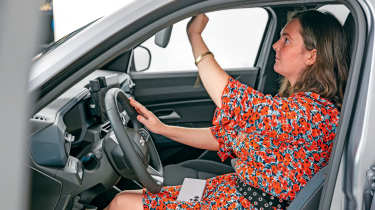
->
[147,165,164,185]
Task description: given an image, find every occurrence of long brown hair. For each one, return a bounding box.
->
[278,10,349,109]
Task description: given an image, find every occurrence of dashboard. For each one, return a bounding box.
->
[29,70,135,209]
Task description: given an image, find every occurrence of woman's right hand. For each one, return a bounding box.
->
[129,98,166,135]
[187,14,209,39]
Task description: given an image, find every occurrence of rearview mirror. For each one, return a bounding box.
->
[133,45,151,72]
[154,25,173,48]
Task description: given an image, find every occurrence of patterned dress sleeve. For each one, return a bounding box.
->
[210,76,260,161]
[210,77,339,163]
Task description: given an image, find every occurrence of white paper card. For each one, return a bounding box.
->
[176,178,206,202]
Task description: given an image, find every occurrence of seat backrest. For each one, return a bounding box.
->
[287,167,328,210]
[343,13,355,65]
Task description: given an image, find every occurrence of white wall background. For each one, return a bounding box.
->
[53,0,135,40]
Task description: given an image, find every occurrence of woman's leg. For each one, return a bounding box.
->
[105,189,144,210]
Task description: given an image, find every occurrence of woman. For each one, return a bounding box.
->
[106,10,348,209]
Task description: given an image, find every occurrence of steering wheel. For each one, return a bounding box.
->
[104,88,163,193]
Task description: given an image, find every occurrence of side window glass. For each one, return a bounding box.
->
[134,8,269,73]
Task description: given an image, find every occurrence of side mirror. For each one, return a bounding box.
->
[154,25,173,48]
[133,45,151,72]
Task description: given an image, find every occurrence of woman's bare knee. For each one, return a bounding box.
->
[106,192,143,210]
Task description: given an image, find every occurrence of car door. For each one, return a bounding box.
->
[129,8,270,165]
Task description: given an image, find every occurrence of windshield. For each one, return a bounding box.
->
[33,18,101,61]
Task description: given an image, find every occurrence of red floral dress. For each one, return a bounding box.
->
[143,77,339,209]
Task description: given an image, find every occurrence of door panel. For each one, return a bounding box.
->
[132,68,259,105]
[148,99,214,125]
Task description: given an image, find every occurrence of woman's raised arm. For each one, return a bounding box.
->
[187,14,229,108]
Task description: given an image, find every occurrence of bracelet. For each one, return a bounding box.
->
[195,51,213,66]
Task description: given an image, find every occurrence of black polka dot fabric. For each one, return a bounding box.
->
[236,178,290,210]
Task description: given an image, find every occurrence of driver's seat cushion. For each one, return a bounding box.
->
[163,159,234,186]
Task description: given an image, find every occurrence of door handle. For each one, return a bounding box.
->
[156,110,181,120]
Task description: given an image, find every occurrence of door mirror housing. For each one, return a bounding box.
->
[133,45,151,72]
